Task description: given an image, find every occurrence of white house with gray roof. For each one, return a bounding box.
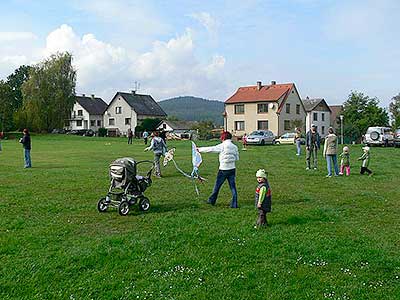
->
[66,94,107,131]
[302,97,331,137]
[104,91,167,136]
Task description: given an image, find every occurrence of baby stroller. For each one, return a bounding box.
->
[97,158,154,216]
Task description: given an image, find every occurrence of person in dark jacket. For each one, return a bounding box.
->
[19,128,32,168]
[306,124,321,170]
[127,128,133,144]
[254,169,271,227]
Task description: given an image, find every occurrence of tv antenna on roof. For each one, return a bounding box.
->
[134,81,140,92]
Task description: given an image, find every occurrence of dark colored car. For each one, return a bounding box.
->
[67,129,95,136]
[394,129,400,148]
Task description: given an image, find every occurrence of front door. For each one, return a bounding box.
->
[84,120,88,129]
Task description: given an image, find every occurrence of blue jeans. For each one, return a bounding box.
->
[326,154,339,176]
[208,169,238,208]
[24,149,32,168]
[296,140,301,155]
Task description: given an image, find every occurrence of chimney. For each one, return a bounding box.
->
[131,90,136,95]
[91,94,95,99]
[82,93,86,97]
[257,81,262,90]
[306,96,309,100]
[271,81,276,85]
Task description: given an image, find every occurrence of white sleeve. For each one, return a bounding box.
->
[198,143,223,153]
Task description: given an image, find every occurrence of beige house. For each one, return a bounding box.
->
[224,81,306,137]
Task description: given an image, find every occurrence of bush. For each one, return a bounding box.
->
[98,127,107,137]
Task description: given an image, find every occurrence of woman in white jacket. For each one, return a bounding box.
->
[198,131,239,208]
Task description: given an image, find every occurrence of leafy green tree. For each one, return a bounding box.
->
[389,93,400,129]
[140,118,162,131]
[342,91,389,142]
[21,53,76,132]
[191,120,215,140]
[0,80,14,131]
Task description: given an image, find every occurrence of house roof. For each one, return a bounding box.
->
[225,83,294,104]
[302,98,331,112]
[161,120,198,130]
[76,95,107,115]
[117,92,167,117]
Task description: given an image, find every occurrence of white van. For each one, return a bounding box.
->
[363,127,394,146]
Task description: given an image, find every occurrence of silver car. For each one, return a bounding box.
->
[246,130,275,145]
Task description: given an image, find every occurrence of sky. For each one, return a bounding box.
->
[0,0,398,107]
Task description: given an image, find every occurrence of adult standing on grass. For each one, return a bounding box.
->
[127,128,133,144]
[144,131,167,178]
[198,131,239,208]
[305,124,320,170]
[19,128,32,168]
[323,127,339,177]
[142,130,149,145]
[295,127,302,156]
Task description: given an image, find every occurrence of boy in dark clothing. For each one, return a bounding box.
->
[254,169,272,227]
[19,128,32,168]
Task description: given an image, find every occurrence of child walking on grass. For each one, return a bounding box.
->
[254,169,271,227]
[358,146,373,176]
[339,146,350,176]
[145,131,167,178]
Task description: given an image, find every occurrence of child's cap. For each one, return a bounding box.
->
[256,169,267,179]
[343,146,349,152]
[362,146,370,152]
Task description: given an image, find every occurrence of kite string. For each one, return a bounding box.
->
[170,158,200,196]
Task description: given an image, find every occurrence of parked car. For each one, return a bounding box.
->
[363,127,394,147]
[394,128,400,148]
[51,128,67,134]
[275,132,305,145]
[246,130,275,145]
[67,129,95,137]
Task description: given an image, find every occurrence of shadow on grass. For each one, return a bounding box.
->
[274,208,339,226]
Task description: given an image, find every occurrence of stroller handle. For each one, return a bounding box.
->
[136,160,154,178]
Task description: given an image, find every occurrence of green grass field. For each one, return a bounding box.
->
[1,135,399,300]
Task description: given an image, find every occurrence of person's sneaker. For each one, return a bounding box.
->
[326,175,332,178]
[206,200,215,205]
[313,167,317,170]
[306,167,310,170]
[339,172,343,176]
[369,173,373,177]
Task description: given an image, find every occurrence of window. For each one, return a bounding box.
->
[163,124,167,129]
[90,120,95,126]
[296,104,300,114]
[77,110,83,116]
[286,103,290,113]
[125,118,131,125]
[76,120,82,127]
[109,118,115,126]
[321,113,325,122]
[284,120,291,130]
[115,107,122,114]
[234,104,244,114]
[257,103,268,113]
[321,126,325,135]
[97,120,101,126]
[65,120,70,127]
[257,120,269,130]
[235,121,245,131]
[313,112,318,121]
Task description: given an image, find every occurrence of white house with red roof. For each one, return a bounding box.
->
[224,81,306,137]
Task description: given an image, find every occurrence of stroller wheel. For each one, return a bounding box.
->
[118,200,130,216]
[97,198,108,212]
[139,197,150,212]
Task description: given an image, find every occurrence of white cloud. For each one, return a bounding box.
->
[0,32,37,43]
[42,24,228,101]
[188,12,219,39]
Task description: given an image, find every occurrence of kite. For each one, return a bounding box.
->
[163,142,206,195]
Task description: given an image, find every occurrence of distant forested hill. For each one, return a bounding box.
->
[158,96,224,125]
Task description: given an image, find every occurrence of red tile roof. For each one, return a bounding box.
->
[225,83,294,104]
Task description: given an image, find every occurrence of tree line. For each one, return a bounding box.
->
[0,52,76,132]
